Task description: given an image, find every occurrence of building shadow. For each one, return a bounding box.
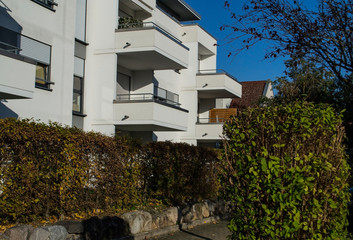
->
[179,229,213,240]
[0,3,22,32]
[0,102,18,119]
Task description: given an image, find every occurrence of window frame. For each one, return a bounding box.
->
[31,0,57,11]
[75,0,88,42]
[72,75,85,115]
[35,62,54,91]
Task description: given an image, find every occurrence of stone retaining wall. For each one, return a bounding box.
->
[0,200,231,240]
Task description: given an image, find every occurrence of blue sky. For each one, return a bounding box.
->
[185,0,288,82]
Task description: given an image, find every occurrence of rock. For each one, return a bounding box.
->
[65,234,83,240]
[214,199,233,219]
[29,226,68,240]
[0,233,9,240]
[121,211,152,234]
[206,200,216,216]
[182,202,208,223]
[56,221,84,234]
[198,201,210,218]
[152,207,179,229]
[28,228,50,240]
[4,225,34,240]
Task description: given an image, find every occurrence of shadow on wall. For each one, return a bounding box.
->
[0,2,22,32]
[0,102,18,119]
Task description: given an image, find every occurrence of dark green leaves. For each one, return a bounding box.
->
[221,101,350,239]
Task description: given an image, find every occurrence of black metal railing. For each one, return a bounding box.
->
[116,87,181,107]
[117,21,188,50]
[197,69,239,83]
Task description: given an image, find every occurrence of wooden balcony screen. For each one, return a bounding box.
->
[209,108,237,123]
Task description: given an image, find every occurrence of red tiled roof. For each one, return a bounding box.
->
[230,80,267,109]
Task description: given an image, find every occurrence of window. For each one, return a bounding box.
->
[31,0,57,10]
[73,76,83,113]
[73,56,85,114]
[0,26,53,90]
[35,63,51,89]
[75,0,87,42]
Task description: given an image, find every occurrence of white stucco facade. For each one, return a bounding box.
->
[0,0,242,146]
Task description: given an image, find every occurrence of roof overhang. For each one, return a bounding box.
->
[158,0,201,21]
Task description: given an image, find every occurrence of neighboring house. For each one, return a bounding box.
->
[230,80,273,109]
[0,0,242,146]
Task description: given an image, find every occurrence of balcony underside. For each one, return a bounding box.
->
[115,121,185,132]
[117,48,187,71]
[198,89,239,99]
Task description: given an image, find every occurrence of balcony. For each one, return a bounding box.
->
[115,22,189,70]
[182,24,217,56]
[0,27,51,99]
[196,70,242,99]
[0,52,36,99]
[113,87,188,131]
[196,108,237,141]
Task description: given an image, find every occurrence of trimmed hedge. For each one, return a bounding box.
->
[141,141,219,205]
[221,102,350,239]
[0,118,219,224]
[0,119,142,223]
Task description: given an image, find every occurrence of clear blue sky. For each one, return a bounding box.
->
[185,0,288,82]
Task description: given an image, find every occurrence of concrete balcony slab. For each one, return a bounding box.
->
[0,52,35,99]
[196,70,242,99]
[114,100,188,132]
[115,23,189,70]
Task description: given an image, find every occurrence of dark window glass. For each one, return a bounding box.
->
[31,0,57,9]
[73,76,83,113]
[35,63,50,89]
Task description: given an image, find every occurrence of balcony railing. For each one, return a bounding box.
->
[0,26,51,65]
[197,108,237,124]
[117,21,188,50]
[197,117,231,124]
[116,86,181,107]
[197,69,239,83]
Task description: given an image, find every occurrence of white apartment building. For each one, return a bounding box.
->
[0,0,242,146]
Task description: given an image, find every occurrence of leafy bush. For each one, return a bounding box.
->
[0,118,142,223]
[141,142,219,205]
[221,102,350,239]
[0,118,219,224]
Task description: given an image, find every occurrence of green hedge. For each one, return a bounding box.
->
[0,118,219,224]
[141,141,219,205]
[220,102,350,239]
